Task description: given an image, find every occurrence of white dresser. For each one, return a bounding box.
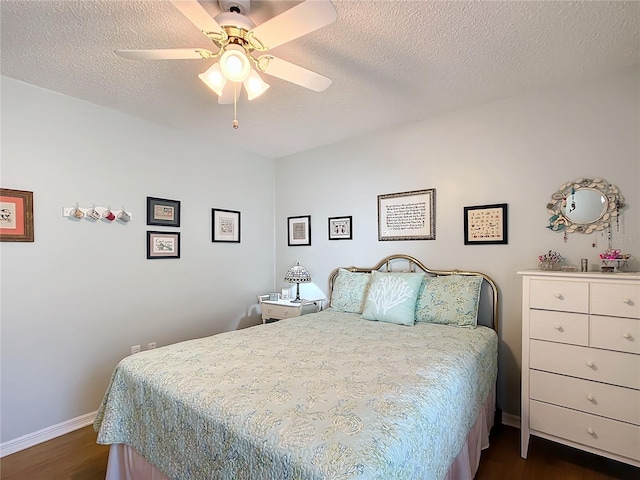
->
[519,270,640,467]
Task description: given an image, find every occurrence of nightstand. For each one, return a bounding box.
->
[258,296,324,324]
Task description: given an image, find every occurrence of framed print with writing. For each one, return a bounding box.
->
[147,197,181,227]
[212,208,241,243]
[147,231,181,259]
[287,215,311,246]
[328,216,352,240]
[0,188,34,242]
[378,189,436,241]
[464,203,508,245]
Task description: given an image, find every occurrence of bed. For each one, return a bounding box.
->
[94,254,499,480]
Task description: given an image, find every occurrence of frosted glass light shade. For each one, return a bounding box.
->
[243,69,270,100]
[219,49,251,83]
[198,63,227,96]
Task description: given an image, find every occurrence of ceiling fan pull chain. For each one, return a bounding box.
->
[232,83,239,129]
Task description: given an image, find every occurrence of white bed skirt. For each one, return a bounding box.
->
[105,385,496,480]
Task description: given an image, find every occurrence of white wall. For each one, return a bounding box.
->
[2,65,638,447]
[275,65,640,418]
[0,77,276,443]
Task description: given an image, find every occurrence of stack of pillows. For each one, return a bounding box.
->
[330,268,483,327]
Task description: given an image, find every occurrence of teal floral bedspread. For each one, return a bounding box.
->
[94,309,497,480]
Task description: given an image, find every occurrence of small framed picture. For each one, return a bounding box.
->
[287,215,311,246]
[147,196,180,227]
[281,288,291,300]
[212,208,241,243]
[0,188,34,242]
[269,293,279,301]
[147,231,181,259]
[463,203,508,245]
[328,216,352,240]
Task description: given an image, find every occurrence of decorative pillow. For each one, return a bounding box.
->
[361,271,424,326]
[330,269,372,313]
[415,275,483,327]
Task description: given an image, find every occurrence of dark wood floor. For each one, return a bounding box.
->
[1,423,638,479]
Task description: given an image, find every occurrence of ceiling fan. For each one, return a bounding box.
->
[116,0,337,128]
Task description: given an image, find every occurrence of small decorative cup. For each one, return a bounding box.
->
[117,211,131,222]
[103,209,116,221]
[86,207,100,220]
[69,206,84,219]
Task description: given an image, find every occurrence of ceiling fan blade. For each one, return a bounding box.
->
[218,81,242,104]
[115,48,215,60]
[250,0,337,50]
[170,0,222,34]
[261,56,332,92]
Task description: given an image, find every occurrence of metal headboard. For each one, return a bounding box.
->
[328,254,499,331]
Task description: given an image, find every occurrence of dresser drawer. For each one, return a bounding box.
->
[530,400,640,462]
[529,310,588,345]
[530,370,640,425]
[530,279,589,313]
[591,315,640,354]
[591,282,640,319]
[530,339,640,389]
[262,304,298,320]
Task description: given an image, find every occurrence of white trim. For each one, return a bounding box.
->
[501,412,521,429]
[0,410,97,457]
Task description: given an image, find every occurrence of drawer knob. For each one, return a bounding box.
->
[554,293,563,299]
[284,311,288,316]
[622,332,631,339]
[586,361,595,369]
[554,324,564,331]
[587,427,596,436]
[622,298,632,304]
[587,394,595,402]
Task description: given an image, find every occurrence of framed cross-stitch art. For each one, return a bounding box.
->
[212,208,241,243]
[464,203,508,245]
[147,231,181,259]
[147,196,181,227]
[288,215,311,246]
[378,189,436,241]
[328,216,352,240]
[0,188,34,242]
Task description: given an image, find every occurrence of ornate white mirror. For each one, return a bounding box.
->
[546,178,625,234]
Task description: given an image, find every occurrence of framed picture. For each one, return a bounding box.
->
[147,231,181,259]
[147,196,181,227]
[464,203,508,245]
[212,208,241,243]
[378,189,436,241]
[0,188,34,242]
[328,216,352,240]
[287,215,311,246]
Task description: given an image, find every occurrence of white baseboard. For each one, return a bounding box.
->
[500,412,521,429]
[0,410,97,458]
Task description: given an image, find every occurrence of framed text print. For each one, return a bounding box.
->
[0,188,34,242]
[464,203,508,245]
[378,189,436,241]
[147,231,181,259]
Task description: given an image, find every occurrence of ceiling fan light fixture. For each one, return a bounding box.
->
[198,62,227,96]
[219,47,251,83]
[243,69,269,100]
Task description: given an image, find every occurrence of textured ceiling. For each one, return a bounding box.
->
[1,0,639,159]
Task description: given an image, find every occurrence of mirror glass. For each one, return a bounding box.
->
[561,188,607,224]
[546,178,625,234]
